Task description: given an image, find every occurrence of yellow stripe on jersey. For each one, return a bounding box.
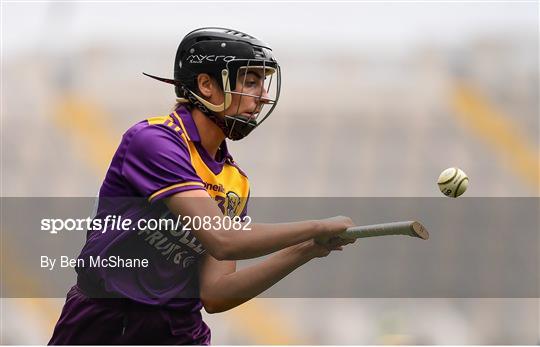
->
[173,111,191,141]
[146,115,173,125]
[180,133,190,147]
[148,181,206,202]
[146,114,187,146]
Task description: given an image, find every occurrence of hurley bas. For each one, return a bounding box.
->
[41,255,149,271]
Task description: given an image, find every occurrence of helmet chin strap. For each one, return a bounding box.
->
[191,69,232,112]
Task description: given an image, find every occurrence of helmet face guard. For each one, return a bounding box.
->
[144,28,281,141]
[221,59,281,140]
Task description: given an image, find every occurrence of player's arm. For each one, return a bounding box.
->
[198,238,355,313]
[165,190,353,261]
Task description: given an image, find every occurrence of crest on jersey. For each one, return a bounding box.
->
[225,191,241,217]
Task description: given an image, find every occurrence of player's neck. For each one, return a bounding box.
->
[191,108,226,159]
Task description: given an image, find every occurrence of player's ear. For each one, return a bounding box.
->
[196,74,214,98]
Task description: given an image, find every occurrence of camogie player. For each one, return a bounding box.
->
[49,28,354,345]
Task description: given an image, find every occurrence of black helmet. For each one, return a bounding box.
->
[144,27,281,140]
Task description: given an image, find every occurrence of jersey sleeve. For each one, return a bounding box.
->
[121,125,206,202]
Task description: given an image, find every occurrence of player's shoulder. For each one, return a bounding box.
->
[123,115,188,147]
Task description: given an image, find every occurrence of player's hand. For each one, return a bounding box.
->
[315,216,354,243]
[299,237,356,259]
[317,236,356,249]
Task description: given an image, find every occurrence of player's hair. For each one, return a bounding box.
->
[170,100,191,113]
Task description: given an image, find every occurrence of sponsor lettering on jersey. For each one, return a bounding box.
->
[204,182,225,193]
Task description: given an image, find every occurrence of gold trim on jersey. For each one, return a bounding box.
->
[148,181,206,202]
[172,111,191,142]
[146,115,173,125]
[146,114,188,146]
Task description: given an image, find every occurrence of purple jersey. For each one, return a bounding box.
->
[59,106,250,344]
[49,286,211,345]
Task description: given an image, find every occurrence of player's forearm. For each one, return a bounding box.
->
[210,221,323,260]
[166,193,325,260]
[201,242,315,313]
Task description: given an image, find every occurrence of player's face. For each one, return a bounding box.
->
[221,68,271,119]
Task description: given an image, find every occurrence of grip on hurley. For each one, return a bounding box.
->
[340,221,429,240]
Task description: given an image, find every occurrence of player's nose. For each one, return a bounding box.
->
[258,88,270,104]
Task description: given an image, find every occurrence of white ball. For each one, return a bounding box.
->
[437,167,469,198]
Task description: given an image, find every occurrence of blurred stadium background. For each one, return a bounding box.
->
[1,1,538,344]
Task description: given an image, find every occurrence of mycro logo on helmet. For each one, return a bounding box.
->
[186,55,236,64]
